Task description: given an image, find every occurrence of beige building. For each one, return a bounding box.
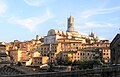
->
[58,48,99,62]
[38,37,86,63]
[7,39,42,65]
[39,38,110,64]
[9,50,29,63]
[26,51,49,66]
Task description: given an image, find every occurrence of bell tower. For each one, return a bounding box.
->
[67,16,76,32]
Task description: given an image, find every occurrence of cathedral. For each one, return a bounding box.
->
[44,16,100,44]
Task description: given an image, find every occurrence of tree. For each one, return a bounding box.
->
[73,60,103,70]
[56,58,63,65]
[72,60,82,65]
[64,56,72,65]
[56,57,72,65]
[38,50,42,53]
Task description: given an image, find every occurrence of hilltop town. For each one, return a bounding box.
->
[0,16,111,73]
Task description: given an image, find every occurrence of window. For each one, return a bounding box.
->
[113,57,115,60]
[44,48,46,50]
[50,32,53,36]
[52,53,54,55]
[76,47,78,49]
[46,39,47,43]
[34,60,37,63]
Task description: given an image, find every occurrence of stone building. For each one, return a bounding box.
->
[110,34,120,65]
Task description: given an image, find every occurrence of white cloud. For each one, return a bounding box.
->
[0,0,7,14]
[8,10,54,32]
[80,6,120,19]
[24,0,54,7]
[80,22,115,28]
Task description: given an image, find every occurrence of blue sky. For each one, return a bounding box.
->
[0,0,120,42]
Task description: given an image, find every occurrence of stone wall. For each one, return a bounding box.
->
[1,66,120,77]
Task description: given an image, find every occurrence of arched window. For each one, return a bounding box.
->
[50,32,53,36]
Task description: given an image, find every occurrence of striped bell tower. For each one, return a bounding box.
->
[67,16,76,32]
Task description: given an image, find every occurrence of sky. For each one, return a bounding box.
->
[0,0,120,42]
